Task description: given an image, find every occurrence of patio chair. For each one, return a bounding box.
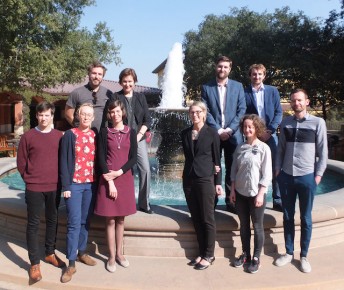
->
[0,135,17,157]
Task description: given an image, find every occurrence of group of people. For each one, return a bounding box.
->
[17,55,328,283]
[17,62,153,283]
[182,56,327,274]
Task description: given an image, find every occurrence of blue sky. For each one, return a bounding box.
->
[80,0,342,88]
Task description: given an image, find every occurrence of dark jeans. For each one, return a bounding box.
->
[25,189,60,265]
[277,171,316,257]
[64,182,96,261]
[235,191,266,258]
[266,133,281,205]
[221,139,237,204]
[183,176,216,258]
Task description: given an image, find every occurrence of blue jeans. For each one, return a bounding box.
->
[277,171,316,257]
[266,133,281,205]
[64,183,96,261]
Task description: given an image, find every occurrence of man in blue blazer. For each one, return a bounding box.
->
[201,55,246,212]
[245,64,283,211]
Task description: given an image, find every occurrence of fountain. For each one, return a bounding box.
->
[1,42,344,272]
[151,42,190,179]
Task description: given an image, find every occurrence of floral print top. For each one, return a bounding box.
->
[72,128,96,183]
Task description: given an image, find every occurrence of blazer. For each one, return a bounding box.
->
[244,85,282,134]
[181,124,221,185]
[201,79,246,145]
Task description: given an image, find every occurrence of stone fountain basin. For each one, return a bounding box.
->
[0,159,343,258]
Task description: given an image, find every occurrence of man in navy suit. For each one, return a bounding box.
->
[201,55,246,212]
[244,64,283,211]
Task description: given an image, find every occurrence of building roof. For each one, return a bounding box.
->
[43,78,161,96]
[152,59,167,74]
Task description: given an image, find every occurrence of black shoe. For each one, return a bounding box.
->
[187,256,201,266]
[226,203,237,214]
[194,257,215,270]
[139,207,154,214]
[273,203,283,212]
[247,257,260,273]
[233,252,251,268]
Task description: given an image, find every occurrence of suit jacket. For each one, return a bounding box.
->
[244,85,282,134]
[201,79,246,145]
[181,124,221,185]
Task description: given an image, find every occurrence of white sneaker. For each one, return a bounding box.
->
[274,253,293,267]
[300,257,311,273]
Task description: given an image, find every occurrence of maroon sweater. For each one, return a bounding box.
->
[17,128,63,192]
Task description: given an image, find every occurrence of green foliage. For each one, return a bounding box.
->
[183,6,344,119]
[0,0,121,92]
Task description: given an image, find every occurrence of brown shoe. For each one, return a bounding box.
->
[61,266,76,283]
[77,254,97,266]
[45,254,66,268]
[29,264,42,282]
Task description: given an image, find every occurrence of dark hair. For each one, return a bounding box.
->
[88,61,107,76]
[36,101,55,115]
[119,68,138,83]
[240,114,266,138]
[216,55,232,67]
[290,88,308,99]
[248,64,266,76]
[107,100,127,120]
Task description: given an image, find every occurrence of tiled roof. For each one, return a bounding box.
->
[43,78,161,96]
[152,59,167,73]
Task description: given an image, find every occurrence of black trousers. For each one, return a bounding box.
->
[183,176,216,258]
[25,190,60,265]
[221,140,237,204]
[235,191,266,259]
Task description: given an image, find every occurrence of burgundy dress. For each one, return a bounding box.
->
[94,127,136,217]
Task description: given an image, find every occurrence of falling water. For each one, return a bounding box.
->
[158,42,186,109]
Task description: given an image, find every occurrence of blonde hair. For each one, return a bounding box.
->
[77,103,94,116]
[189,101,207,122]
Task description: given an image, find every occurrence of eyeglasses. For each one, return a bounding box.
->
[189,110,203,115]
[92,91,97,105]
[80,113,93,119]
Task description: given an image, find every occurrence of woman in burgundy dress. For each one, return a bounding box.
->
[94,100,137,273]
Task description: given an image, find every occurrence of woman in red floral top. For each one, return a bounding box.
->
[59,103,97,283]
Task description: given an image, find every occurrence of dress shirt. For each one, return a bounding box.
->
[252,84,265,119]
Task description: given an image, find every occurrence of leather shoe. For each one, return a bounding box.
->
[29,264,42,282]
[106,260,116,273]
[77,254,97,266]
[116,257,130,268]
[61,266,76,283]
[45,254,66,268]
[194,257,215,270]
[139,207,154,214]
[187,256,201,266]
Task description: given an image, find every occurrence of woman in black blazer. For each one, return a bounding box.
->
[181,101,223,270]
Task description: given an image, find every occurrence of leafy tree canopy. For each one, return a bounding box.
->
[183,4,344,119]
[0,0,121,91]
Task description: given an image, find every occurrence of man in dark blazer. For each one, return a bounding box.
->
[244,64,283,211]
[201,55,246,212]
